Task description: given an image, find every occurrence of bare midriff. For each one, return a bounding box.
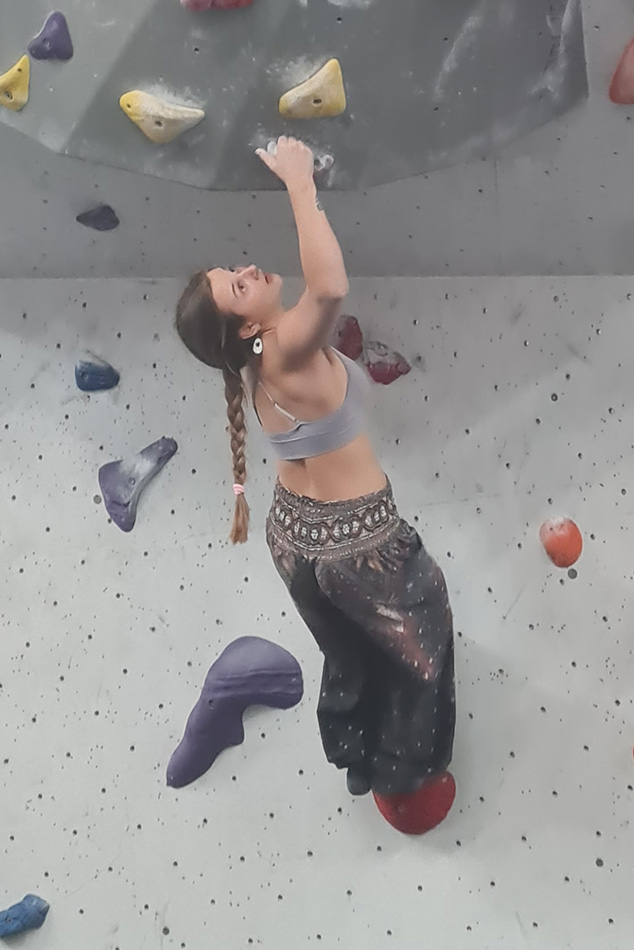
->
[276,433,388,501]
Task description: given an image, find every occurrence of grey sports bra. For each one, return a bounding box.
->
[253,349,369,461]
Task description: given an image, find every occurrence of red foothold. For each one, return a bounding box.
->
[609,37,634,104]
[363,340,411,385]
[539,517,583,568]
[332,314,363,361]
[373,771,456,835]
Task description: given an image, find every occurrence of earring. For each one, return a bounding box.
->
[252,337,263,355]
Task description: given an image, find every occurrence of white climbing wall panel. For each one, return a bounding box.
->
[1,275,633,949]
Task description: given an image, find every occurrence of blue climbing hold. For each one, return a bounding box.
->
[75,353,120,392]
[28,12,74,61]
[0,894,49,937]
[76,204,120,231]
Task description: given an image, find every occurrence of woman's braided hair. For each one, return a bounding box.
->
[175,269,252,543]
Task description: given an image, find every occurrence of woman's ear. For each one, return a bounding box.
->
[238,322,260,342]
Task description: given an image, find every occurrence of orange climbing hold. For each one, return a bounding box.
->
[539,517,583,568]
[373,772,456,835]
[609,37,634,104]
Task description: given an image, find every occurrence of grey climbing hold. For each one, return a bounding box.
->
[314,153,334,173]
[181,0,255,8]
[75,353,120,392]
[167,637,304,788]
[76,205,120,231]
[28,12,74,61]
[0,895,49,938]
[98,437,178,532]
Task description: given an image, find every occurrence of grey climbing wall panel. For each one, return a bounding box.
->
[0,0,588,190]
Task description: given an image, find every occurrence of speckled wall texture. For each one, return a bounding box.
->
[1,276,633,948]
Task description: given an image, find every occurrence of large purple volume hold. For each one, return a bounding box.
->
[98,436,177,532]
[167,637,304,788]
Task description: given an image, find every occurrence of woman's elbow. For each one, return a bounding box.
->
[321,281,349,300]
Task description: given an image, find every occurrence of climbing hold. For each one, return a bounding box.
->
[0,895,49,938]
[76,204,120,231]
[119,91,205,144]
[540,517,583,568]
[28,12,74,61]
[279,59,347,119]
[314,153,334,173]
[98,437,178,532]
[331,314,363,361]
[0,55,30,112]
[362,340,411,385]
[373,771,456,835]
[181,0,254,7]
[609,37,634,104]
[75,353,120,392]
[166,637,304,788]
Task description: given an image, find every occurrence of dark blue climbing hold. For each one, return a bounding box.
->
[75,353,120,392]
[0,894,49,937]
[166,636,304,788]
[76,205,120,232]
[28,12,74,61]
[98,437,178,532]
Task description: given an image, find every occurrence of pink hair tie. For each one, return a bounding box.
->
[233,484,245,496]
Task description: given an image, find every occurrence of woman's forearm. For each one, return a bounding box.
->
[287,180,349,298]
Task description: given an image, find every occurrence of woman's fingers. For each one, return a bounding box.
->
[255,147,275,169]
[256,136,315,184]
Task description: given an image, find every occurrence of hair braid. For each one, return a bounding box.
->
[223,366,250,544]
[175,269,254,544]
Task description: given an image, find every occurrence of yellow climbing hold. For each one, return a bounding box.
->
[0,55,30,112]
[119,90,205,144]
[279,59,346,119]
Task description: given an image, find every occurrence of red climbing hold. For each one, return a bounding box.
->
[373,771,456,835]
[181,0,254,9]
[332,314,363,361]
[540,517,583,568]
[609,37,634,104]
[363,340,411,385]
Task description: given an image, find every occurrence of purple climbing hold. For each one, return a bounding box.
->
[75,353,120,392]
[28,12,74,61]
[76,204,120,232]
[0,895,49,937]
[166,637,304,788]
[98,437,178,533]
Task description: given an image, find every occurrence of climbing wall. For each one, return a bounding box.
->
[0,0,588,190]
[2,274,634,947]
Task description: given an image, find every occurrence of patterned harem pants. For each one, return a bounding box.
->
[266,477,456,796]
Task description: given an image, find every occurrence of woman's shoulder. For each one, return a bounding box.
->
[263,340,334,377]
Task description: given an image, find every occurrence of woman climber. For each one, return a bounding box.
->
[174,135,456,834]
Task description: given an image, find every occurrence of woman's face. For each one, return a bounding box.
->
[206,266,283,329]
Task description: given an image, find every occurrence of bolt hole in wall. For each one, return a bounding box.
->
[2,1,634,949]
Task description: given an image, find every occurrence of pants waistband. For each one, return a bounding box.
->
[266,477,401,561]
